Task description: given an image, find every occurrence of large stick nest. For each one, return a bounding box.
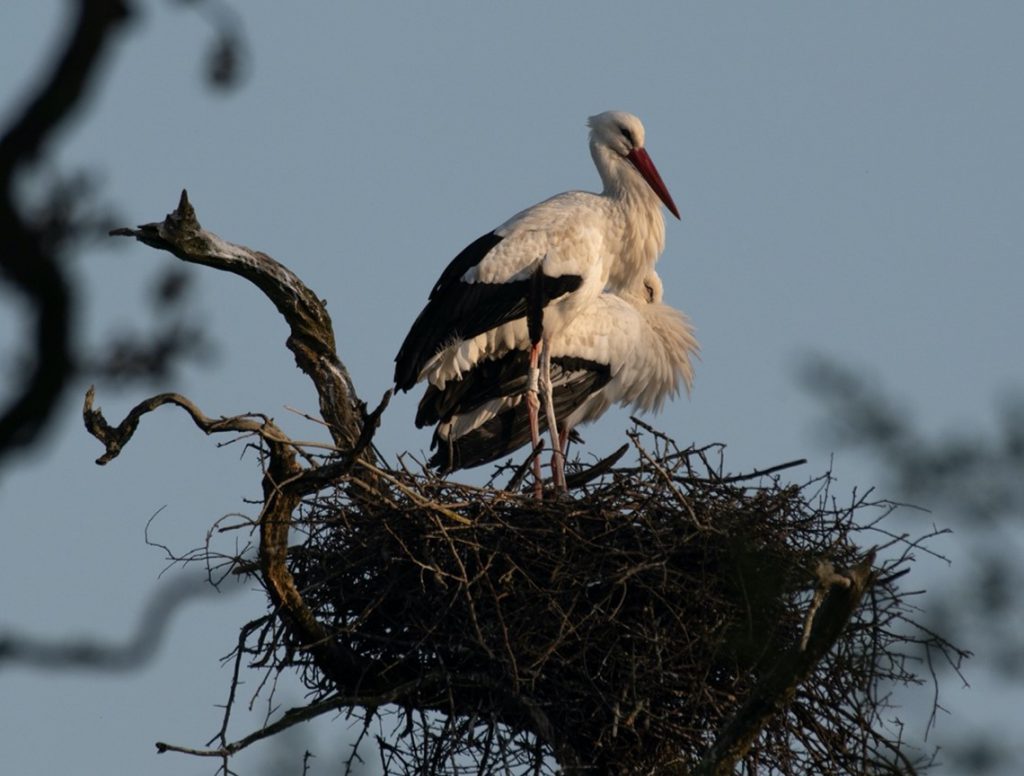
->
[238,429,948,775]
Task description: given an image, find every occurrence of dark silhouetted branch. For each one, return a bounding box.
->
[0,0,130,181]
[0,573,215,671]
[0,0,131,465]
[82,384,364,686]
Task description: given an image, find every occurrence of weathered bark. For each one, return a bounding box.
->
[110,189,367,451]
[82,387,355,681]
[95,192,482,719]
[95,191,400,692]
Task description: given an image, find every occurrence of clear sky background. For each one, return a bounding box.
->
[2,2,1023,774]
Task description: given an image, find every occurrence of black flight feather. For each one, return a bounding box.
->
[427,356,611,472]
[394,231,582,391]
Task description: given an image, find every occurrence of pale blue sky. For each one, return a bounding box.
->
[3,2,1023,774]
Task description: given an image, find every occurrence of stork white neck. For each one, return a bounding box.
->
[586,111,678,292]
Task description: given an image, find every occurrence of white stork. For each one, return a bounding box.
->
[417,271,699,481]
[394,111,680,489]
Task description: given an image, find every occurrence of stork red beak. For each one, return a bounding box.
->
[626,147,680,220]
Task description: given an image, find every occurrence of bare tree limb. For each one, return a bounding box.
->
[98,191,402,707]
[110,189,366,452]
[156,675,451,760]
[83,385,465,716]
[82,384,360,677]
[156,693,359,758]
[83,386,276,464]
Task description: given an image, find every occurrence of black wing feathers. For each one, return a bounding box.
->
[416,350,529,427]
[430,403,526,473]
[431,231,504,299]
[427,356,612,472]
[394,229,582,390]
[395,279,529,390]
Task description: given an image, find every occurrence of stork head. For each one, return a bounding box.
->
[588,111,680,220]
[642,270,665,304]
[621,269,665,304]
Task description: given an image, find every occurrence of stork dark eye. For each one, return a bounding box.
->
[620,127,635,146]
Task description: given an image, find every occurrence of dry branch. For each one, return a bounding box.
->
[110,189,365,451]
[83,386,274,465]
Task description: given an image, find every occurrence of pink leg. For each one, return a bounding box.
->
[527,340,543,498]
[540,343,565,492]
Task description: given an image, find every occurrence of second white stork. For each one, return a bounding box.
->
[417,272,699,479]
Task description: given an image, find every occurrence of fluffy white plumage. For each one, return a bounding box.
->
[424,272,699,472]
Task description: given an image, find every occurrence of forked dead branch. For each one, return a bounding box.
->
[87,191,965,775]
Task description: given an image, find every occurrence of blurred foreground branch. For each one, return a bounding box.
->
[0,573,216,671]
[0,0,130,465]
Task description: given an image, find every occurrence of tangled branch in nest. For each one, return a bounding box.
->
[220,430,958,775]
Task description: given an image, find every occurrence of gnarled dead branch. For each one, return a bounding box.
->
[110,189,365,451]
